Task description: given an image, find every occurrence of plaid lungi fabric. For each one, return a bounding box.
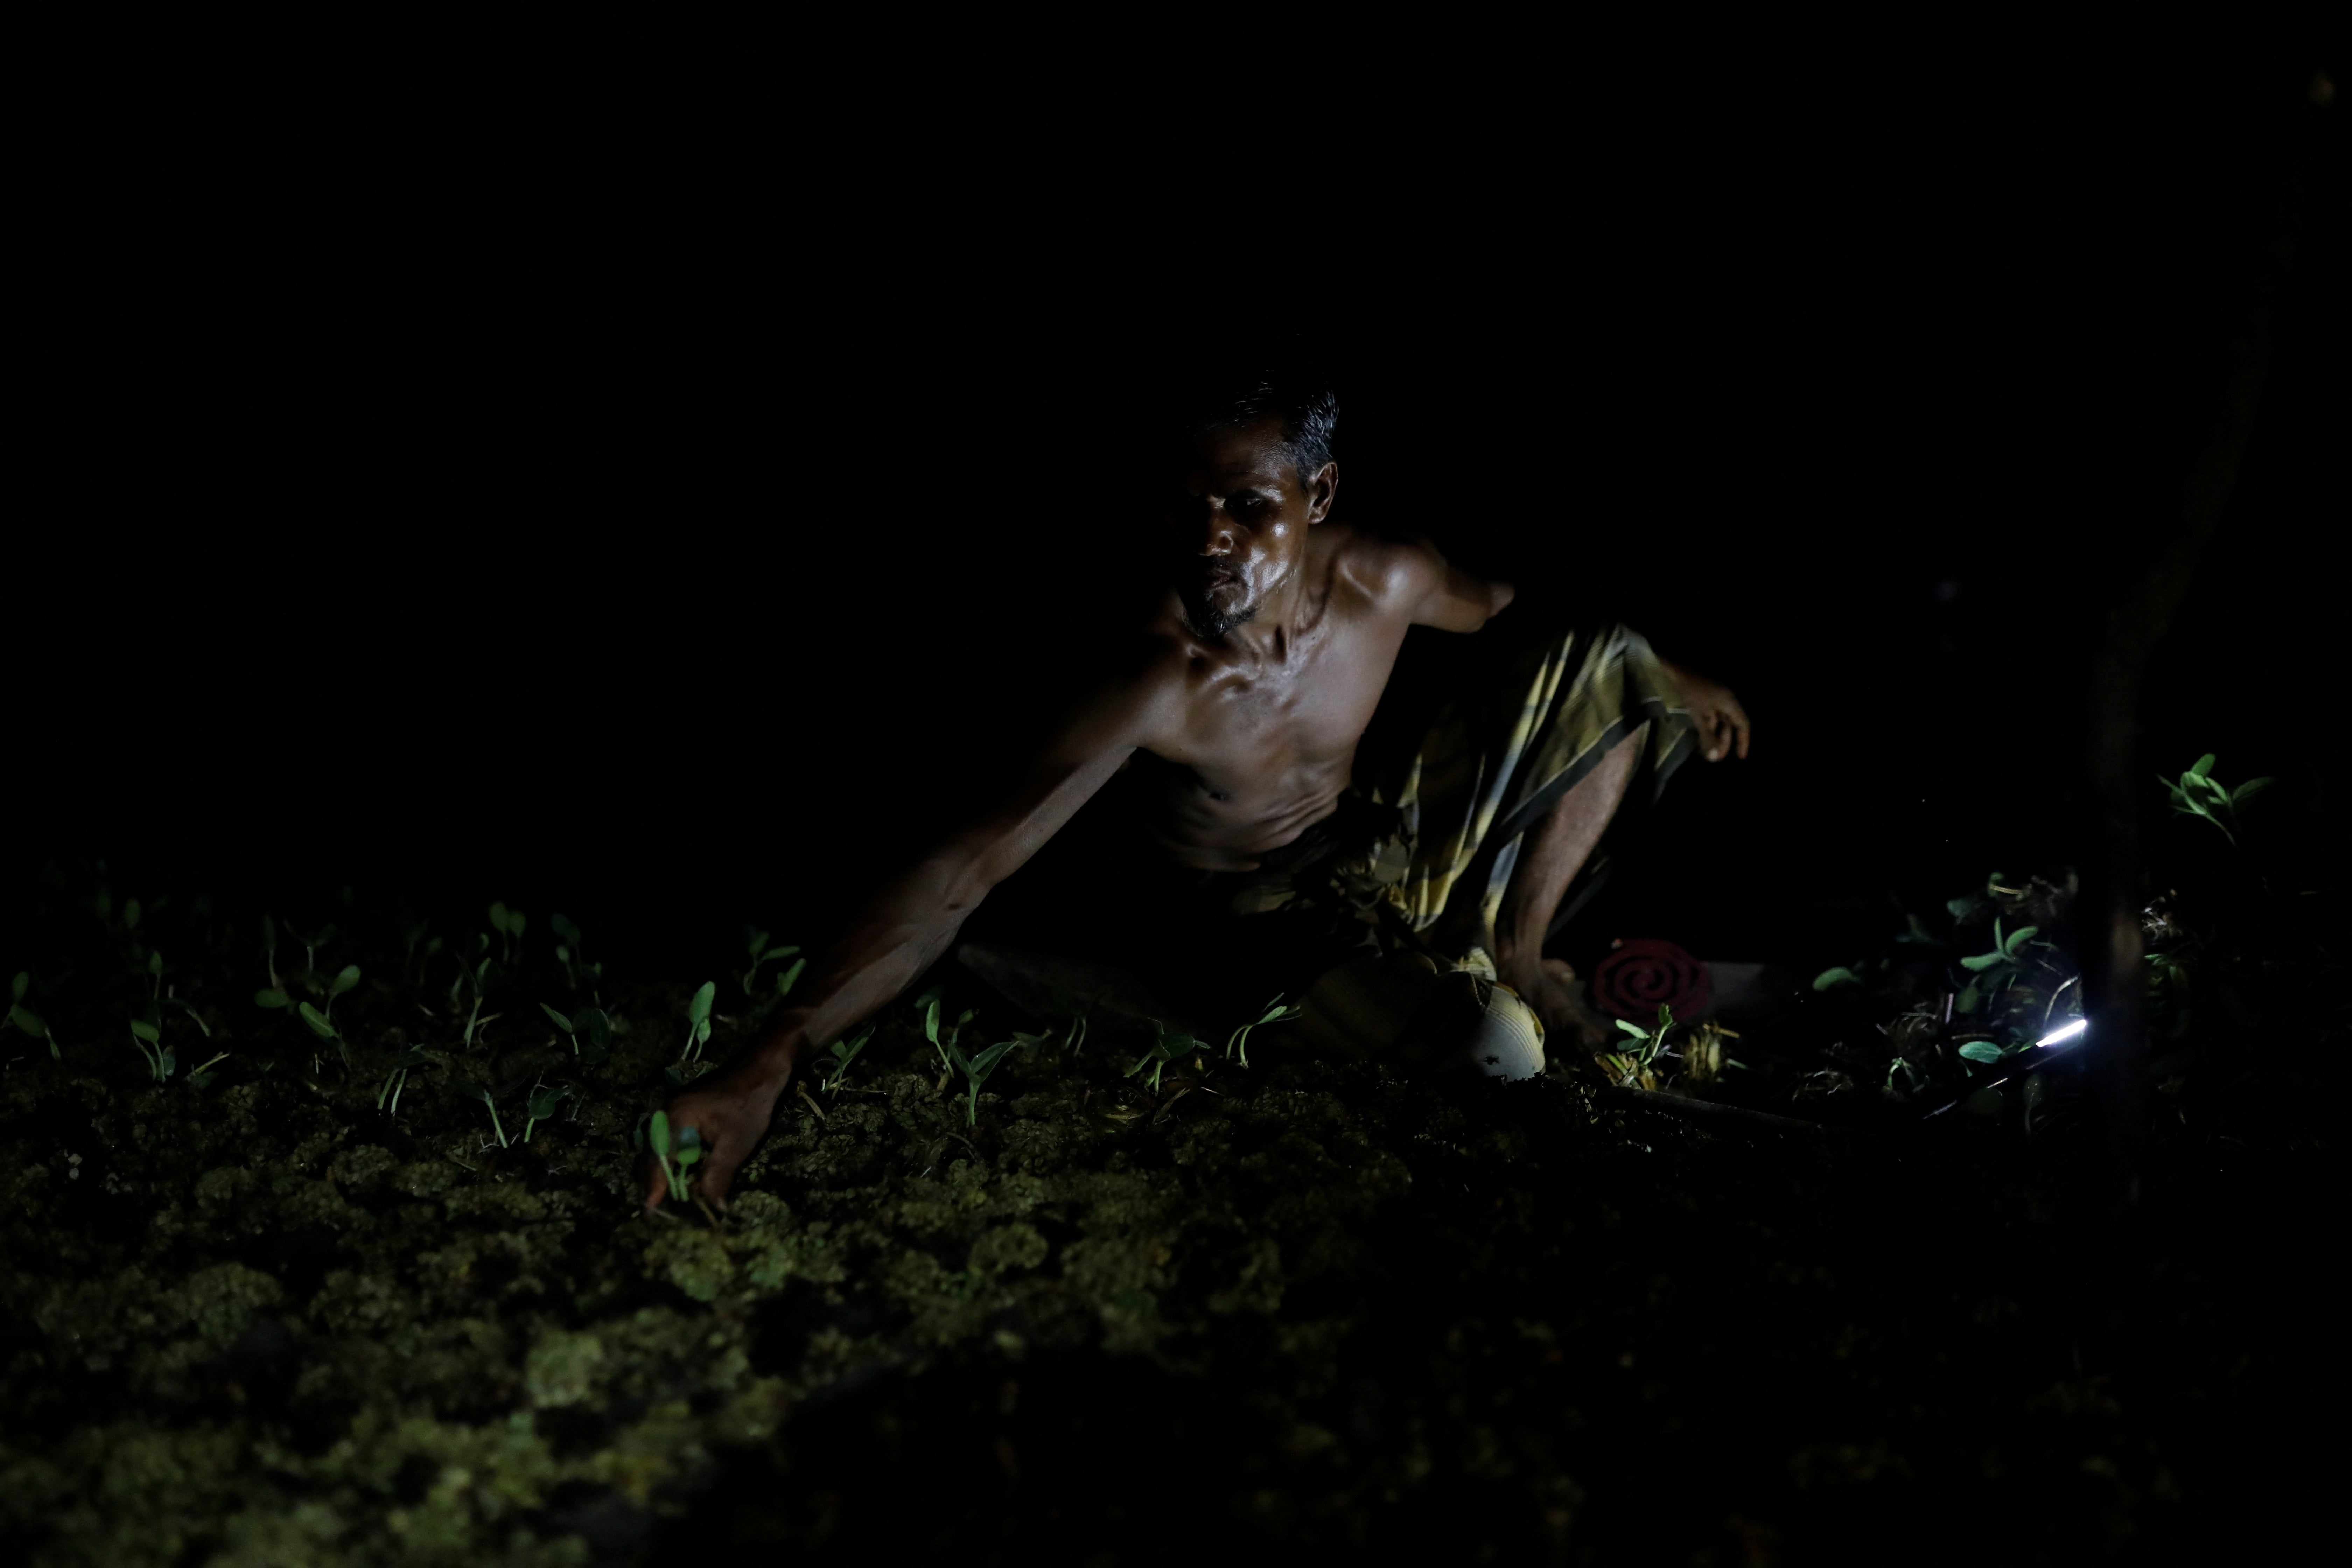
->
[1223,623,1695,970]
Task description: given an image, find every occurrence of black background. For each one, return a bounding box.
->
[10,19,2343,978]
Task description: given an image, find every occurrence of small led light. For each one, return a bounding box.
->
[2035,1017,2087,1049]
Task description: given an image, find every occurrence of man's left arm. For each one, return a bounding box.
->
[1396,538,1514,632]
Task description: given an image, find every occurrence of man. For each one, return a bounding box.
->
[647,376,1749,1210]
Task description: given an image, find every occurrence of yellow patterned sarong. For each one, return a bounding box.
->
[1223,623,1694,971]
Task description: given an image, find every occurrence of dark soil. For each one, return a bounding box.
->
[0,867,2337,1565]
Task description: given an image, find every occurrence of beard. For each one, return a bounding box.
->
[1180,573,1256,640]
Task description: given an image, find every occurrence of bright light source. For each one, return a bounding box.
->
[2035,1017,2087,1049]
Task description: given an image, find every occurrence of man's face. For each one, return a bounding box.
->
[1163,414,1337,638]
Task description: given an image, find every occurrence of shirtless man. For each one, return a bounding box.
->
[646,378,1749,1210]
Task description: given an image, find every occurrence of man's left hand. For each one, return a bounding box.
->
[1662,661,1752,762]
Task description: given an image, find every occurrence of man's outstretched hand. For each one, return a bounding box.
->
[1662,661,1752,763]
[639,1050,792,1213]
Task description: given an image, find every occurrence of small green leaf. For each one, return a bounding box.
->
[1956,1041,2005,1063]
[124,899,142,930]
[1954,981,1981,1015]
[777,957,807,997]
[746,927,771,959]
[2003,924,2040,954]
[527,1084,573,1119]
[540,1002,575,1033]
[330,964,362,996]
[649,1110,672,1157]
[9,972,25,1003]
[8,1004,48,1039]
[255,988,289,1008]
[2232,777,2274,806]
[130,1019,161,1043]
[148,950,163,976]
[1811,966,1862,991]
[1616,1018,1649,1037]
[297,1002,338,1039]
[577,1008,611,1056]
[1959,952,2006,972]
[2188,753,2215,778]
[550,913,581,945]
[687,981,716,1027]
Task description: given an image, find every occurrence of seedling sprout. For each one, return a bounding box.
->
[680,981,717,1064]
[1605,1003,1679,1089]
[2161,753,2272,846]
[648,1109,704,1203]
[1128,1020,1208,1093]
[450,1073,511,1147]
[549,913,602,993]
[9,972,60,1060]
[523,1080,573,1141]
[941,1033,1035,1126]
[1224,992,1303,1068]
[488,902,526,965]
[377,1049,432,1114]
[539,1001,611,1060]
[821,1026,873,1093]
[742,929,805,996]
[128,1017,174,1082]
[918,993,978,1088]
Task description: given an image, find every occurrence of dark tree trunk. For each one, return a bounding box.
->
[2080,79,2322,1210]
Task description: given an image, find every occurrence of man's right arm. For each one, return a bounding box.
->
[642,657,1175,1209]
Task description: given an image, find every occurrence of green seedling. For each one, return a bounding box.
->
[1128,1020,1208,1093]
[742,929,805,995]
[450,1073,511,1147]
[1605,1003,1678,1088]
[922,997,978,1088]
[401,918,432,980]
[488,901,526,964]
[377,1049,433,1114]
[1811,965,1865,991]
[523,1080,573,1141]
[262,915,282,990]
[128,1016,175,1082]
[2160,753,2272,846]
[9,973,60,1060]
[549,913,602,992]
[297,1000,350,1065]
[167,991,211,1037]
[185,1051,230,1088]
[1960,918,2040,974]
[286,920,337,982]
[680,981,718,1064]
[457,951,502,1047]
[648,1109,704,1203]
[820,1027,873,1093]
[539,1002,613,1060]
[943,1034,1037,1125]
[1224,992,1303,1068]
[323,964,361,1018]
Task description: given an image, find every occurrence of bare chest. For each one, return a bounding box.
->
[1156,617,1409,793]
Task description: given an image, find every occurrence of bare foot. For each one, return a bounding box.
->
[1497,956,1619,1051]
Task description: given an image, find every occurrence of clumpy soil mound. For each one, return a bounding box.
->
[0,883,2334,1564]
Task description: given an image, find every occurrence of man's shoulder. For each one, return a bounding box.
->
[1322,525,1444,609]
